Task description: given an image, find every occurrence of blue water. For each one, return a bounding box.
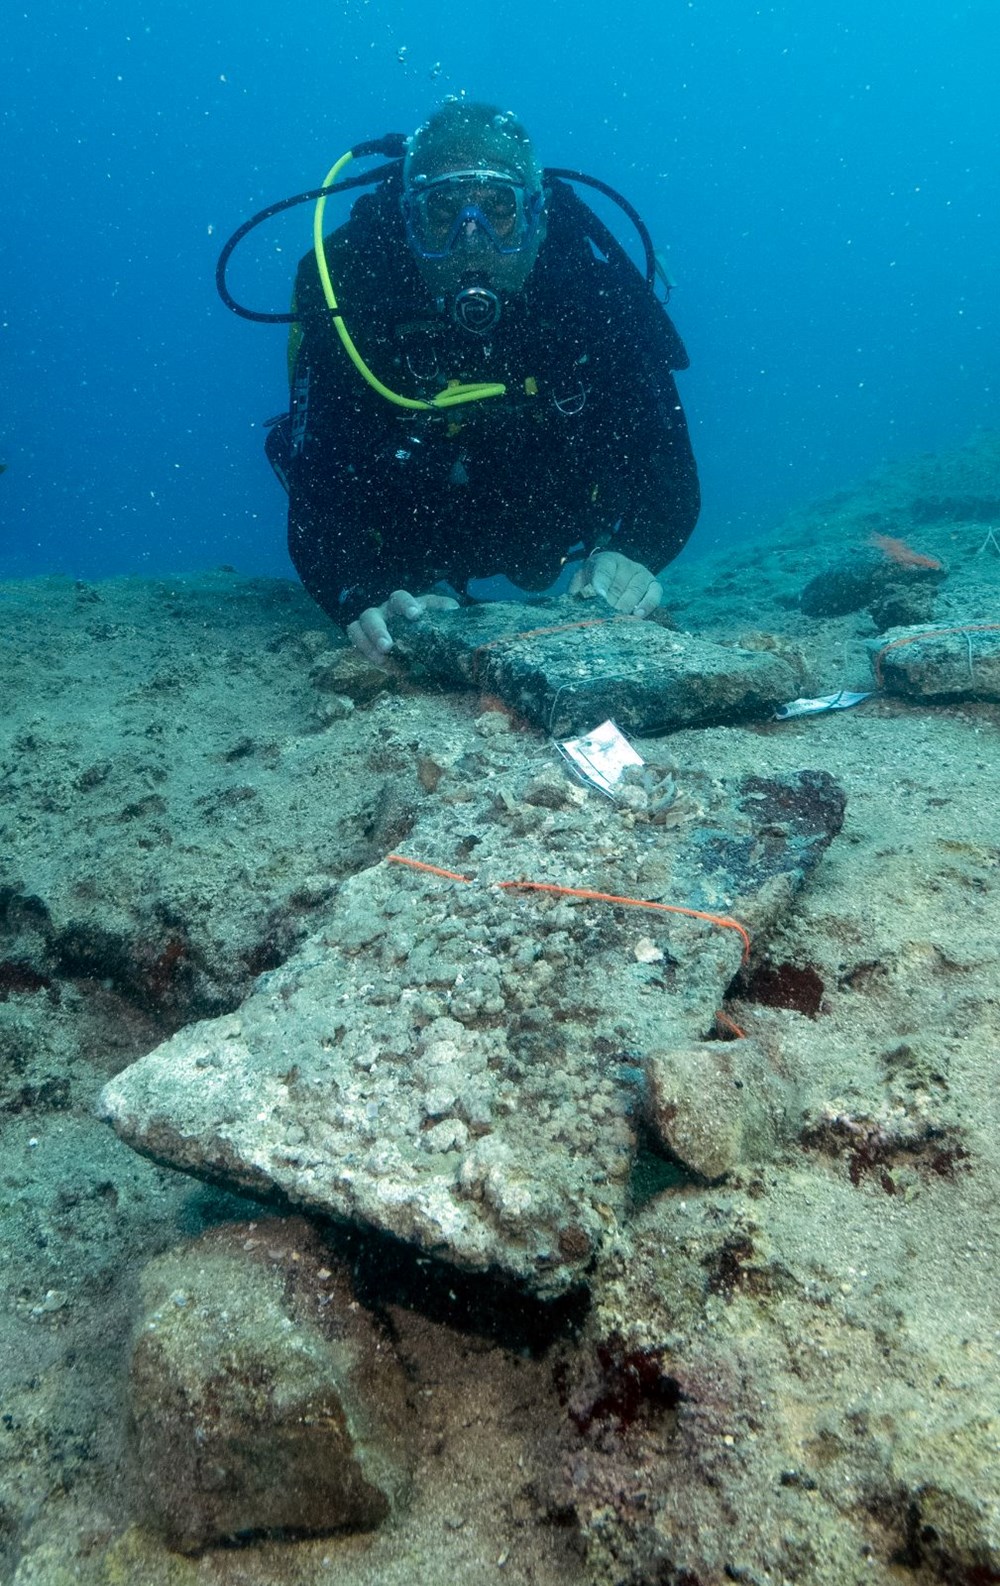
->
[3,0,997,583]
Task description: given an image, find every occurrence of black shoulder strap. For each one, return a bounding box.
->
[543,179,690,372]
[291,174,422,361]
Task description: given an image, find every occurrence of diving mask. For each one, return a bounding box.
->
[402,168,546,260]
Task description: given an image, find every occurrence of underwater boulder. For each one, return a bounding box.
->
[126,1218,414,1551]
[386,595,796,735]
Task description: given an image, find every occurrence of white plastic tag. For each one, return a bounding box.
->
[554,719,644,796]
[774,690,873,720]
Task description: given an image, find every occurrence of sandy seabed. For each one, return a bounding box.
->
[2,432,1000,1585]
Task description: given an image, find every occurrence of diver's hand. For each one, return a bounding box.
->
[347,590,460,666]
[569,552,662,617]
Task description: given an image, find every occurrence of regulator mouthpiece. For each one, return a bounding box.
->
[452,282,502,335]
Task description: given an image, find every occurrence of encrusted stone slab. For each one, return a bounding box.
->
[388,597,797,735]
[868,622,1000,700]
[100,739,843,1299]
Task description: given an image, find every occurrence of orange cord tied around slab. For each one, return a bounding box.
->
[872,623,1000,687]
[386,853,751,966]
[472,614,641,654]
[469,614,642,684]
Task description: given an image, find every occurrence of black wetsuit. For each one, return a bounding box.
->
[271,172,700,626]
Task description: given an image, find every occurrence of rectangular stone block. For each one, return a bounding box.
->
[389,598,797,735]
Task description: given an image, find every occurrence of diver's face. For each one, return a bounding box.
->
[403,166,546,305]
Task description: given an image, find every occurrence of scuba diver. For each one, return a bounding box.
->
[234,100,701,663]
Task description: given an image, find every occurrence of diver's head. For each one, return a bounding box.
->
[402,100,547,328]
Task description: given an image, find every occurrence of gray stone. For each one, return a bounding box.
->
[800,547,944,618]
[100,740,844,1298]
[387,597,797,735]
[309,647,392,704]
[868,621,1000,699]
[646,1040,798,1181]
[126,1218,414,1551]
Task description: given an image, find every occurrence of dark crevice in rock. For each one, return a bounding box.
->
[331,1216,592,1357]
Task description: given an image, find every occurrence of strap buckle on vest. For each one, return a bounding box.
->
[552,383,587,417]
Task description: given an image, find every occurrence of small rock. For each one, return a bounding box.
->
[524,768,574,808]
[126,1219,414,1551]
[312,694,355,727]
[309,650,390,705]
[800,545,943,618]
[31,1289,69,1316]
[475,709,514,737]
[646,1042,796,1181]
[417,756,446,792]
[634,936,664,964]
[423,1118,469,1153]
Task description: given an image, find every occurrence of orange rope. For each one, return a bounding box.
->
[386,854,751,964]
[469,614,642,683]
[384,856,473,883]
[872,622,1000,686]
[471,615,639,657]
[713,1009,747,1040]
[498,879,751,964]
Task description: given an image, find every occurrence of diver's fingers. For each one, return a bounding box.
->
[632,578,663,618]
[594,561,646,611]
[350,591,424,665]
[579,552,621,604]
[348,608,394,666]
[384,589,425,620]
[349,590,459,665]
